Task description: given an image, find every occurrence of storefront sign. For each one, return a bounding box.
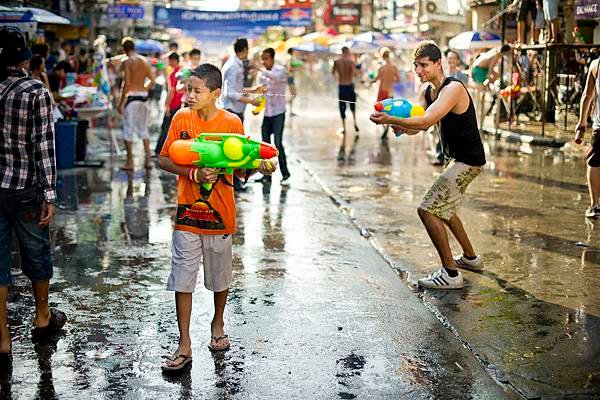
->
[575,0,600,20]
[153,6,312,30]
[326,4,361,26]
[107,5,145,20]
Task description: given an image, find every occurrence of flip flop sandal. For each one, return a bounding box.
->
[208,335,230,352]
[161,354,192,372]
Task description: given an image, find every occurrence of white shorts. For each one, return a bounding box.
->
[122,92,149,142]
[166,230,233,293]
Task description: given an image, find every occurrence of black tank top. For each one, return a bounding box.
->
[425,77,486,167]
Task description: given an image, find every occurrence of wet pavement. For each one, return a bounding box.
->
[273,91,600,399]
[1,125,506,398]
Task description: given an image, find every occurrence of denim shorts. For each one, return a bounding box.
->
[0,187,53,286]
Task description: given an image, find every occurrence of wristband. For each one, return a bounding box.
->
[189,167,197,182]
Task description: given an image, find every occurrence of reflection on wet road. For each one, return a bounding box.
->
[2,158,504,398]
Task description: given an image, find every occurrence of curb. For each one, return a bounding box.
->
[481,127,568,148]
[291,149,526,400]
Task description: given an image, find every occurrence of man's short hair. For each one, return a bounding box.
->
[54,60,72,73]
[191,63,222,91]
[412,41,442,62]
[341,46,349,54]
[168,52,180,62]
[263,48,275,59]
[234,38,248,54]
[169,42,178,50]
[190,48,201,57]
[121,37,135,52]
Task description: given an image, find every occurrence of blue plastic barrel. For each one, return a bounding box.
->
[55,120,77,169]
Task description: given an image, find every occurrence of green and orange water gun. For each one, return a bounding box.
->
[169,133,278,191]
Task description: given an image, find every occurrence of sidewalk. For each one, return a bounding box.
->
[2,144,506,399]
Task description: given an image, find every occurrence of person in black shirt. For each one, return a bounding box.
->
[371,41,486,290]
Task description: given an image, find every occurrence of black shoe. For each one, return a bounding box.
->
[337,147,345,161]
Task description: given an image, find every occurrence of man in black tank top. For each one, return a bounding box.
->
[370,41,486,290]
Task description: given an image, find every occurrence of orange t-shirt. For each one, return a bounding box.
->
[160,108,244,235]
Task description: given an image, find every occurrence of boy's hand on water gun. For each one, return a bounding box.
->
[258,159,278,175]
[370,111,391,125]
[249,98,262,107]
[197,167,220,184]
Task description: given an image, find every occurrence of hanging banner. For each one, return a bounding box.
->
[575,0,600,20]
[153,5,312,30]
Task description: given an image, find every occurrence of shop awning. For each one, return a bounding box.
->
[12,6,71,24]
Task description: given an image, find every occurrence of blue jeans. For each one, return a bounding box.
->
[261,113,290,178]
[0,188,53,286]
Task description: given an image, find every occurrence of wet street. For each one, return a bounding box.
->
[2,89,599,399]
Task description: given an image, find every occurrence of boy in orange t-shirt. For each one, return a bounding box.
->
[158,64,276,371]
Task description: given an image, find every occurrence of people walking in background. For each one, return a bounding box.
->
[188,48,201,70]
[158,64,275,372]
[0,27,67,360]
[575,56,600,218]
[29,55,53,97]
[155,52,185,156]
[118,36,155,171]
[373,49,400,141]
[286,48,300,116]
[333,46,360,161]
[258,48,290,185]
[221,38,263,190]
[221,38,261,124]
[370,41,486,290]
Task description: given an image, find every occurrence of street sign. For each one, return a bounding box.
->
[107,4,145,20]
[575,0,600,20]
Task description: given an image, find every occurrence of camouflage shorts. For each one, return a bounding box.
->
[419,160,482,221]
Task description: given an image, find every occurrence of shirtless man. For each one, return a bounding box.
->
[118,37,155,170]
[373,50,400,140]
[472,44,510,85]
[333,46,360,161]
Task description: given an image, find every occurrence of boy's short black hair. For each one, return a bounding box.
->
[190,63,222,91]
[190,48,201,57]
[168,52,180,62]
[234,38,248,54]
[263,48,275,59]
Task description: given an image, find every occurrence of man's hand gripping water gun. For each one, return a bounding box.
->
[169,133,278,191]
[370,98,425,137]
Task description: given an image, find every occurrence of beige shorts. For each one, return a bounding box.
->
[167,230,233,293]
[419,160,482,221]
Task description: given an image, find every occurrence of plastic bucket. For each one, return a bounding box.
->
[55,120,77,169]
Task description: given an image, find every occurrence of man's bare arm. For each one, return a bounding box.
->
[372,83,460,132]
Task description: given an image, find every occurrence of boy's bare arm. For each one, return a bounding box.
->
[158,156,219,183]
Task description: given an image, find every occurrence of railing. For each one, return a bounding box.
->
[496,43,599,137]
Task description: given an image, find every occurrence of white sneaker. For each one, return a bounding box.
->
[418,268,464,289]
[454,254,484,272]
